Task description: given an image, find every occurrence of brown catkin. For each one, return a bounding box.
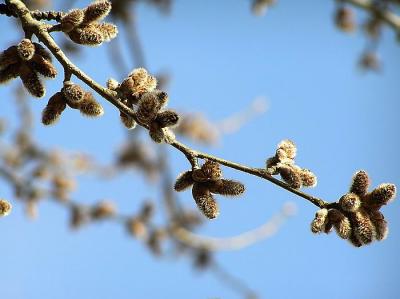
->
[0,46,19,69]
[120,112,136,129]
[33,43,52,62]
[207,179,245,196]
[29,54,57,78]
[310,209,328,233]
[299,169,317,187]
[17,39,35,61]
[68,25,104,46]
[42,92,67,125]
[0,64,20,84]
[79,93,104,117]
[137,94,160,123]
[61,9,84,32]
[126,217,147,239]
[350,170,370,196]
[351,211,376,245]
[93,23,118,41]
[277,139,297,160]
[91,201,116,219]
[335,6,355,32]
[329,209,351,239]
[0,199,12,217]
[19,65,45,98]
[155,110,179,128]
[369,210,388,241]
[366,183,396,209]
[192,183,219,219]
[279,164,302,189]
[83,0,112,24]
[62,81,85,104]
[174,171,194,191]
[339,193,361,212]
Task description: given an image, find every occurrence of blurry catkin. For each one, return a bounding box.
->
[62,81,85,105]
[79,93,104,117]
[91,201,116,219]
[0,199,12,217]
[155,110,179,128]
[359,52,380,71]
[207,179,245,196]
[19,65,45,98]
[174,171,194,191]
[17,39,35,61]
[310,209,328,233]
[120,112,136,129]
[106,78,118,90]
[61,9,84,32]
[0,46,19,69]
[83,0,112,24]
[70,205,89,229]
[29,54,57,78]
[126,217,147,239]
[42,92,67,125]
[192,183,219,219]
[147,229,166,256]
[350,170,370,196]
[335,6,355,32]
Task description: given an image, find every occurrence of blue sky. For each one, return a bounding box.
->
[0,0,399,298]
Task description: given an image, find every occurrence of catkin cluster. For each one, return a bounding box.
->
[266,140,317,189]
[42,81,104,125]
[174,160,245,219]
[60,0,117,46]
[0,199,12,217]
[0,39,57,97]
[108,68,179,143]
[311,170,397,247]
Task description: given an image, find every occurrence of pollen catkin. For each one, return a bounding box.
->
[351,211,376,245]
[277,139,297,160]
[0,46,19,69]
[106,78,119,90]
[137,92,161,123]
[369,210,388,241]
[93,23,118,41]
[60,9,84,32]
[329,209,351,239]
[207,179,245,196]
[79,93,104,117]
[126,217,147,238]
[19,65,45,98]
[366,183,396,209]
[149,125,165,143]
[29,54,57,78]
[120,112,136,129]
[192,183,219,219]
[0,64,20,84]
[174,171,194,191]
[279,164,302,189]
[33,43,52,62]
[0,199,12,217]
[339,193,361,212]
[299,169,317,187]
[83,0,112,24]
[68,25,104,45]
[62,81,85,105]
[155,110,179,128]
[310,208,328,233]
[350,170,370,196]
[17,39,35,61]
[42,92,67,125]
